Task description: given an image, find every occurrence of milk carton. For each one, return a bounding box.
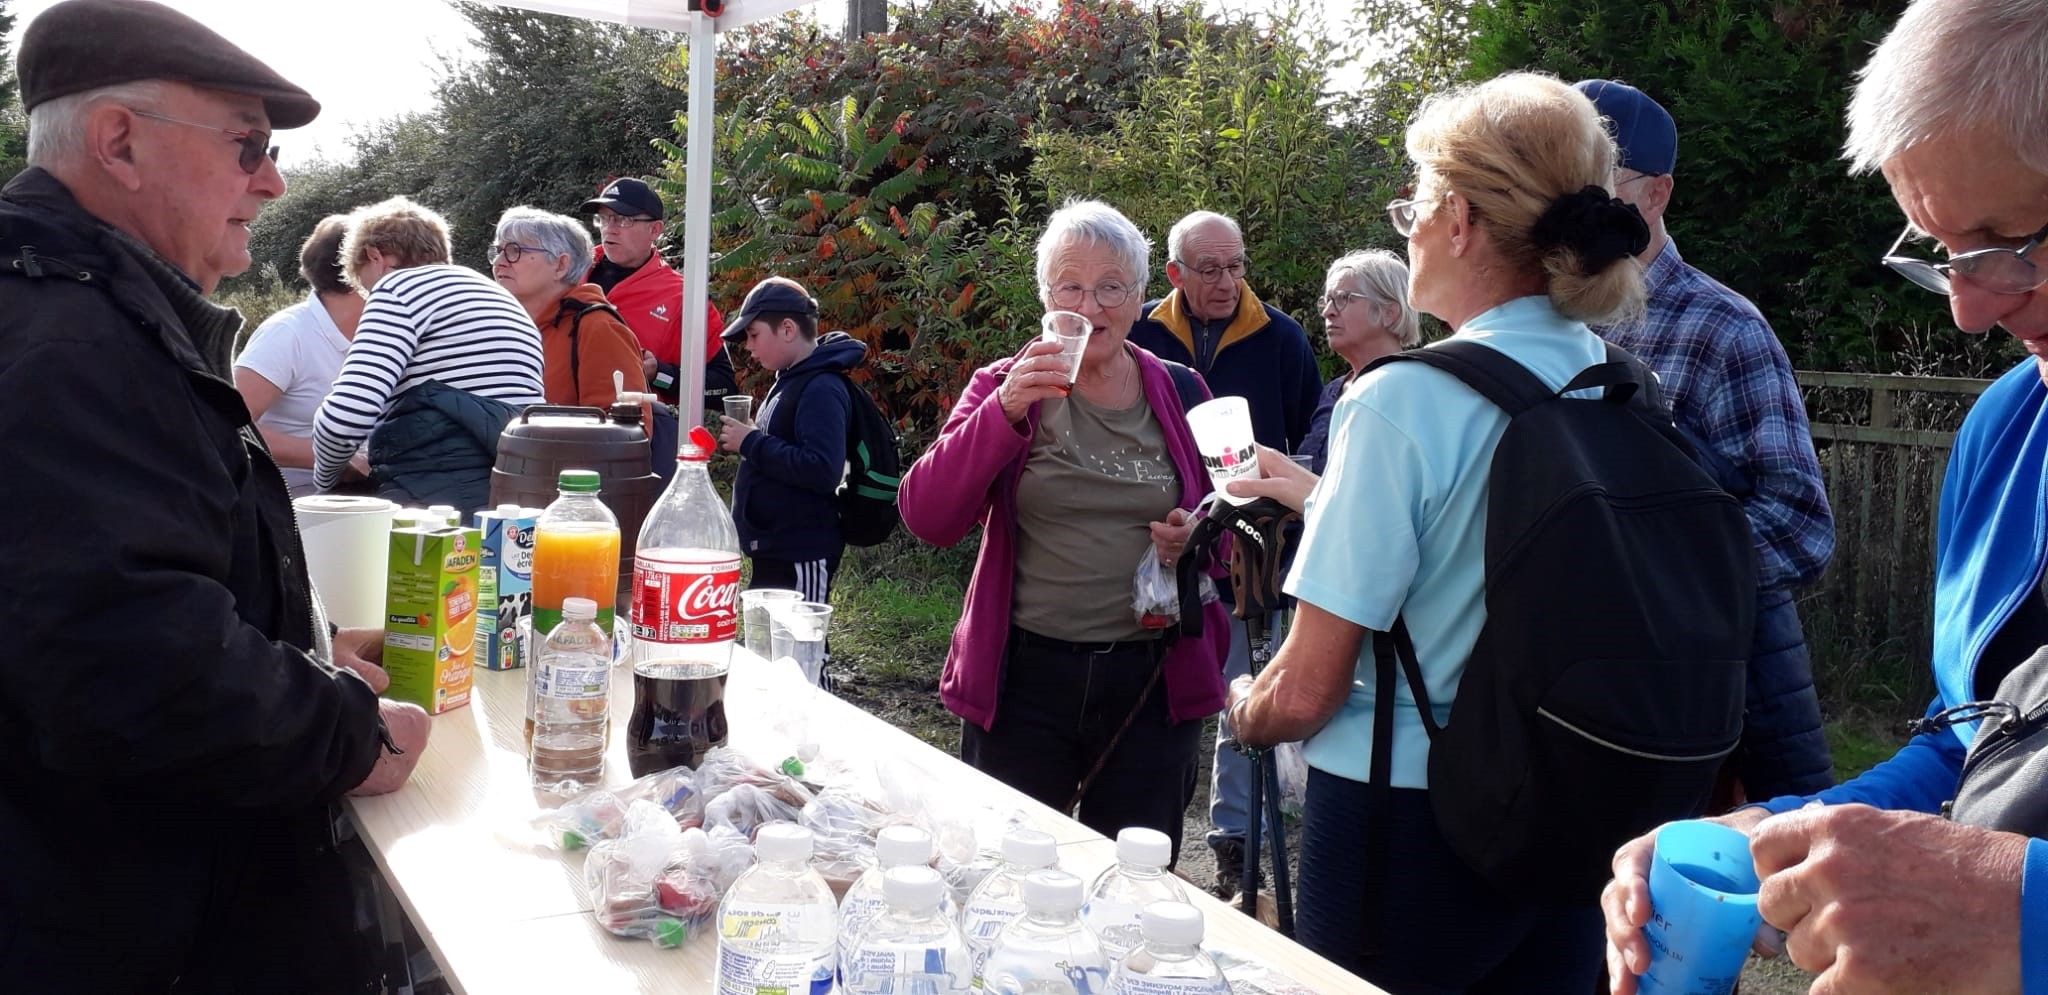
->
[384,525,482,714]
[474,505,539,671]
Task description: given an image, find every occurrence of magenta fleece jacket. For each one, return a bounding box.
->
[899,341,1232,731]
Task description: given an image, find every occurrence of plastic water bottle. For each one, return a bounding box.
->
[1082,829,1188,961]
[1104,903,1227,995]
[840,825,956,975]
[527,596,610,794]
[717,824,837,995]
[962,829,1059,973]
[979,870,1109,995]
[842,866,973,994]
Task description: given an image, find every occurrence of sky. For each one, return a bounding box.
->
[10,0,1363,165]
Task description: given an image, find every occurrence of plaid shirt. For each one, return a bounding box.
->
[1595,240,1835,591]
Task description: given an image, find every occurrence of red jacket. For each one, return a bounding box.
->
[594,248,724,369]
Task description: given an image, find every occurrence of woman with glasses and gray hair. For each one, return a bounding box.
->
[899,199,1231,861]
[491,206,649,411]
[1296,249,1422,474]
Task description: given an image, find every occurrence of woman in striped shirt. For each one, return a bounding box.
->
[312,196,545,512]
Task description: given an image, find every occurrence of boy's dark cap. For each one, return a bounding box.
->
[581,178,665,220]
[724,278,818,342]
[20,0,320,130]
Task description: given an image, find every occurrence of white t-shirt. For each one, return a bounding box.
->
[234,294,351,497]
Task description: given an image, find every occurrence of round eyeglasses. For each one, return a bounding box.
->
[1047,281,1135,311]
[488,242,554,264]
[1882,221,2048,297]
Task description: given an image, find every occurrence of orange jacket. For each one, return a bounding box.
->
[540,284,650,410]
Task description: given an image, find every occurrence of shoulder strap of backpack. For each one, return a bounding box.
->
[560,298,626,406]
[1364,339,1556,416]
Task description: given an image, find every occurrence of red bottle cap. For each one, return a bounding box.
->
[681,425,716,462]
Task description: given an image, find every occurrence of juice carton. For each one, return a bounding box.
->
[383,525,483,714]
[474,505,539,671]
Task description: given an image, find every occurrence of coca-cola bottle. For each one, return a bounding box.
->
[624,425,742,777]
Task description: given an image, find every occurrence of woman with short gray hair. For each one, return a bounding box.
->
[899,198,1230,861]
[1296,249,1419,473]
[491,206,647,410]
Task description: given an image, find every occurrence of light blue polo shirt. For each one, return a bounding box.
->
[1285,296,1610,788]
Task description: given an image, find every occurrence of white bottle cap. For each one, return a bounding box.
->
[562,597,598,620]
[1140,901,1204,946]
[1115,827,1171,868]
[1021,869,1084,915]
[755,823,813,863]
[882,865,946,911]
[876,825,934,868]
[1002,829,1058,870]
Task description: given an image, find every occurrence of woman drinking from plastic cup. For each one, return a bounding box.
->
[898,199,1230,863]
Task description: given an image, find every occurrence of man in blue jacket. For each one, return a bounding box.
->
[1128,209,1321,898]
[717,277,857,607]
[1603,0,2048,991]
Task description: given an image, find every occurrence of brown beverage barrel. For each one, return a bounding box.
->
[491,405,660,607]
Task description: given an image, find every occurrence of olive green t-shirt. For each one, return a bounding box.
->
[1011,391,1181,642]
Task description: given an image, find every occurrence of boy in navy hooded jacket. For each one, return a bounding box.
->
[717,277,860,604]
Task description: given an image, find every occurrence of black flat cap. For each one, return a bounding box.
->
[20,0,320,130]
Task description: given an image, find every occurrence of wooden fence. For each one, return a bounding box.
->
[1795,371,1991,704]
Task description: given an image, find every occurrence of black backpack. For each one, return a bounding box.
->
[1363,339,1755,902]
[774,365,903,548]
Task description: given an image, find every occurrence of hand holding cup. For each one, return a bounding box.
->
[998,337,1078,425]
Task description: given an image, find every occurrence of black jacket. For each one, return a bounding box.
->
[369,378,521,516]
[734,332,863,561]
[0,170,385,991]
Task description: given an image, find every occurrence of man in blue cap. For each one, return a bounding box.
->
[1575,78,1837,805]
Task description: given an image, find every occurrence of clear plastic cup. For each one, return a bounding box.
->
[770,601,834,687]
[1185,396,1262,505]
[723,393,755,424]
[740,588,803,659]
[1040,311,1092,390]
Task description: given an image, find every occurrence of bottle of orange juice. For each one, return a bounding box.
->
[530,470,620,741]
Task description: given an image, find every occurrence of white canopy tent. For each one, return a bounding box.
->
[475,0,823,431]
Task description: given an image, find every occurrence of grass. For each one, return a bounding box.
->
[824,529,973,752]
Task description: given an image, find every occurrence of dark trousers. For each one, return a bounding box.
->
[750,553,842,604]
[1731,588,1834,801]
[1295,770,1602,994]
[960,630,1201,866]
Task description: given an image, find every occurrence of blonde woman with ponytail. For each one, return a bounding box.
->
[1221,72,1651,990]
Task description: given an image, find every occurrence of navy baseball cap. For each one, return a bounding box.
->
[1574,80,1677,176]
[723,278,819,342]
[581,177,665,220]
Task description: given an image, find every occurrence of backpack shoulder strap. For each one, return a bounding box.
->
[560,298,626,406]
[1363,339,1557,416]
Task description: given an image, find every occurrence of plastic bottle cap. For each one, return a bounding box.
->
[876,825,934,868]
[1020,869,1083,914]
[562,597,598,620]
[755,823,813,863]
[1115,827,1171,868]
[680,425,716,462]
[557,469,602,493]
[1002,829,1058,870]
[881,865,946,910]
[1140,901,1204,946]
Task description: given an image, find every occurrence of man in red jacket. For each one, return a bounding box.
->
[581,176,735,411]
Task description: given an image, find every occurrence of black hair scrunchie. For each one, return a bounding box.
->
[1529,185,1652,275]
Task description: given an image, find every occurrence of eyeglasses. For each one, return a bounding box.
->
[1047,281,1135,311]
[1175,257,1248,284]
[127,108,275,175]
[593,214,657,230]
[1883,221,2048,297]
[1319,290,1381,313]
[1388,197,1424,238]
[488,242,555,264]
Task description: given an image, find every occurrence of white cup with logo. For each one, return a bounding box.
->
[1185,396,1262,505]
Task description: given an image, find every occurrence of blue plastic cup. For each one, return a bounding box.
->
[1638,819,1763,995]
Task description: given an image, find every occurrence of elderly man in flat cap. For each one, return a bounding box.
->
[0,1,429,990]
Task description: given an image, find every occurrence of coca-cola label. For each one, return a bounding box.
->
[632,556,741,643]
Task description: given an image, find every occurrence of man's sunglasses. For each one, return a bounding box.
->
[127,108,277,175]
[1883,220,2048,297]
